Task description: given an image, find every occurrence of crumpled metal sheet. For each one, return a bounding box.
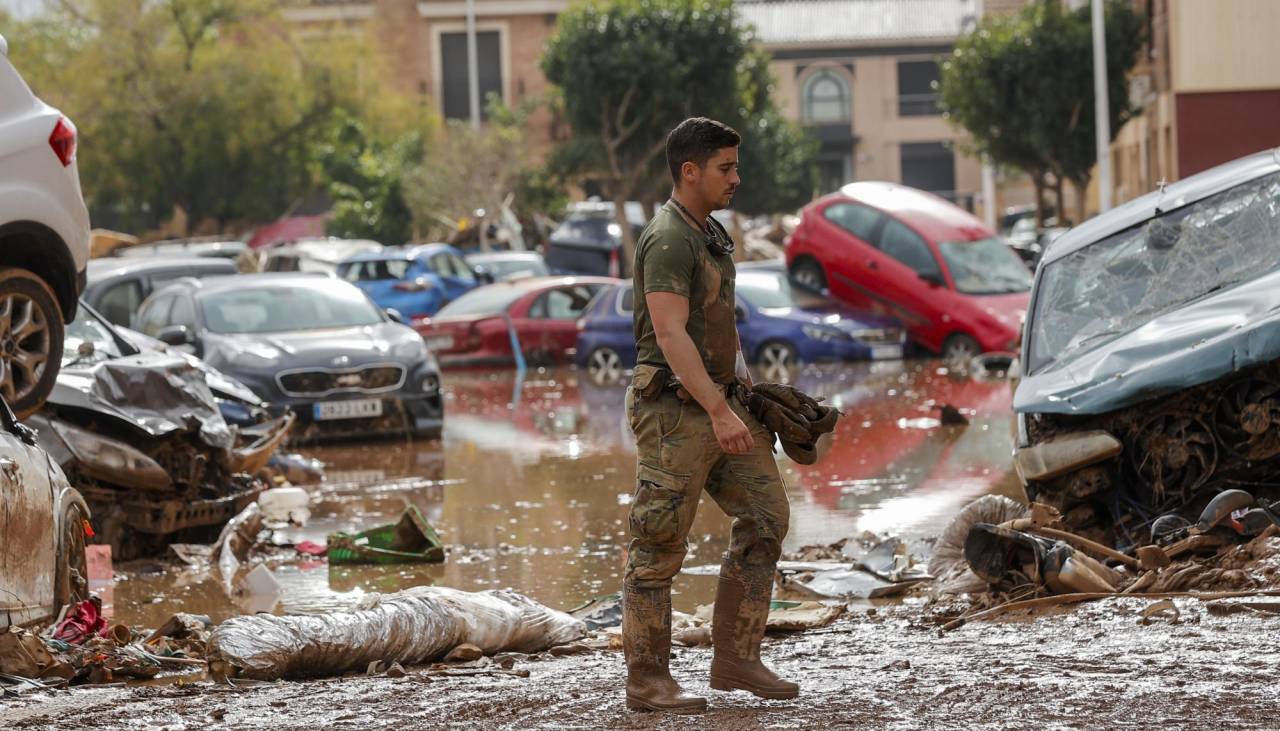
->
[206,586,587,680]
[86,354,234,450]
[1016,269,1280,415]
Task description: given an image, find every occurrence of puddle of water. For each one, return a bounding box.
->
[111,361,1020,626]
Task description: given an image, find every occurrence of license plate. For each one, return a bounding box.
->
[425,335,454,350]
[313,398,383,421]
[871,344,903,360]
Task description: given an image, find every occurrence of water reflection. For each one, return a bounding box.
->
[113,361,1020,625]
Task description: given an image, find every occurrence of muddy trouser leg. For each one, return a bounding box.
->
[622,388,712,713]
[704,395,799,699]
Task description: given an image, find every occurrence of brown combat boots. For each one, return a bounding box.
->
[622,584,707,714]
[709,574,800,700]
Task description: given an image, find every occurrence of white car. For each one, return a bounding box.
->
[0,33,92,416]
[0,393,89,628]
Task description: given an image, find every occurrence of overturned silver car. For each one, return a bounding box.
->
[28,305,292,559]
[1014,149,1280,549]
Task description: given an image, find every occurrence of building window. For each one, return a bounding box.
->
[803,69,850,124]
[440,31,502,121]
[897,60,940,116]
[900,142,956,200]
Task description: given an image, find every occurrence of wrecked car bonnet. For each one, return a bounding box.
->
[55,353,236,449]
[1014,269,1280,416]
[203,324,421,372]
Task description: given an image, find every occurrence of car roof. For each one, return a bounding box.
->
[478,275,620,293]
[828,181,991,242]
[464,251,544,263]
[156,272,332,296]
[342,243,457,263]
[88,256,236,280]
[1040,148,1280,266]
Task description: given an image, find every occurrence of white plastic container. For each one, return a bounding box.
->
[258,486,311,525]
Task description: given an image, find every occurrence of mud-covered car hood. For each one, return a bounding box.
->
[200,323,432,381]
[1015,268,1280,416]
[51,352,235,449]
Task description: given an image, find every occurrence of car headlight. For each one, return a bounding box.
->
[802,324,847,342]
[52,421,171,491]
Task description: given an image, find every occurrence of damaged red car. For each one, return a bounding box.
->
[786,182,1031,360]
[413,276,617,368]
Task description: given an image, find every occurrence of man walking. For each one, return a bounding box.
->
[623,117,798,713]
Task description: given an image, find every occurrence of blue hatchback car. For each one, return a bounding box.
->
[575,261,906,383]
[337,244,488,321]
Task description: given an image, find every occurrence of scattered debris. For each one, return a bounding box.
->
[938,403,969,426]
[206,587,585,680]
[327,506,445,564]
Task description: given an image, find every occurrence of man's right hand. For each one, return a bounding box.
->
[711,405,754,454]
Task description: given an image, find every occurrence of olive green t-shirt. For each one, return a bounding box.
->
[633,202,738,384]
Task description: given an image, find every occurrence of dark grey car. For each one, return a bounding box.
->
[136,273,443,442]
[84,256,237,330]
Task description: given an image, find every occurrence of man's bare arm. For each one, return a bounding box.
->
[647,291,753,454]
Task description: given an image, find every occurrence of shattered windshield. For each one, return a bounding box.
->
[1028,171,1280,374]
[937,237,1033,294]
[63,307,127,365]
[201,285,384,334]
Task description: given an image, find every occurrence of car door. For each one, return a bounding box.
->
[439,252,479,304]
[0,400,59,627]
[864,218,949,342]
[528,284,603,361]
[818,201,889,311]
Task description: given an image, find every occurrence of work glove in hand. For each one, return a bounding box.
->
[745,382,840,465]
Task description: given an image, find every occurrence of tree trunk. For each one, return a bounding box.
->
[1032,175,1047,229]
[1072,177,1089,225]
[1052,176,1065,226]
[615,190,636,278]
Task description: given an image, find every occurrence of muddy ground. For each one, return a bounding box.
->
[4,597,1280,729]
[7,363,1275,728]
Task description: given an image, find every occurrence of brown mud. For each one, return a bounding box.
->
[12,363,1260,728]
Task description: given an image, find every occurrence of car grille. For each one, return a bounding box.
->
[277,364,406,396]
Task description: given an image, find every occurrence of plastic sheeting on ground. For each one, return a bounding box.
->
[206,586,587,680]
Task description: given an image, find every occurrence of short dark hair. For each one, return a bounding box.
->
[666,117,741,185]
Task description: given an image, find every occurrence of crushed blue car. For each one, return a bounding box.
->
[337,243,488,320]
[1013,148,1280,549]
[575,261,905,384]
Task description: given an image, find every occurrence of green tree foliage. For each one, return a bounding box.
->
[318,113,425,245]
[939,0,1145,223]
[5,0,430,234]
[542,0,816,258]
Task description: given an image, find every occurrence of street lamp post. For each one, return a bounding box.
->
[1092,0,1112,213]
[466,0,481,130]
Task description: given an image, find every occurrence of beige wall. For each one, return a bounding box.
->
[1170,0,1280,93]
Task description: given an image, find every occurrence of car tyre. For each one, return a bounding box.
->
[587,347,624,385]
[789,258,827,294]
[942,333,981,364]
[756,340,799,382]
[54,503,88,611]
[0,268,64,418]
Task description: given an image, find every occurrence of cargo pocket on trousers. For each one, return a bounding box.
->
[630,462,690,546]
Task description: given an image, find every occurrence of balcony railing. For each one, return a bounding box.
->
[898,93,940,117]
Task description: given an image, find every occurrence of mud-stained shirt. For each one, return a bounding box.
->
[633,202,738,384]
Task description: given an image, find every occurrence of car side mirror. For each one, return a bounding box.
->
[475,270,495,285]
[156,325,194,346]
[735,305,747,323]
[385,308,405,324]
[918,271,945,287]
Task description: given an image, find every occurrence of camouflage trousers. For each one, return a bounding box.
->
[623,373,790,591]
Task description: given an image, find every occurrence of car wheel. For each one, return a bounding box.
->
[942,333,981,364]
[54,503,88,611]
[757,340,799,383]
[0,268,63,418]
[587,347,623,385]
[790,259,827,293]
